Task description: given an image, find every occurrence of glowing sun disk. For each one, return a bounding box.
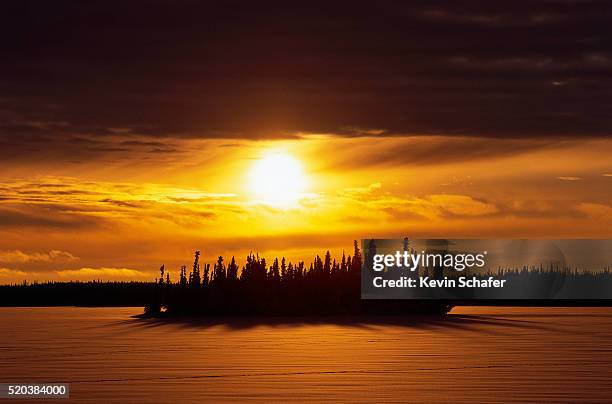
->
[248,152,307,207]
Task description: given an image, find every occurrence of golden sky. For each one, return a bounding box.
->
[2,2,612,283]
[0,134,610,283]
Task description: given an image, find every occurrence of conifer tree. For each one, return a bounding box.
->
[324,251,332,275]
[351,240,362,273]
[227,256,238,281]
[270,258,280,283]
[214,256,226,282]
[281,257,287,279]
[192,251,201,287]
[179,265,187,286]
[203,263,210,287]
[287,262,294,280]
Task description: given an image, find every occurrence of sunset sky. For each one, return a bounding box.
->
[1,1,611,283]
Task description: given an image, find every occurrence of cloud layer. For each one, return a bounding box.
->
[0,2,611,282]
[0,250,78,264]
[0,267,151,284]
[1,1,612,163]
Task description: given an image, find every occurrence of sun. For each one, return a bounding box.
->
[248,151,307,207]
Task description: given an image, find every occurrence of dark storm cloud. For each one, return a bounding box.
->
[330,137,562,168]
[1,0,611,157]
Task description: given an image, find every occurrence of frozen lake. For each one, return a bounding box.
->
[1,306,611,402]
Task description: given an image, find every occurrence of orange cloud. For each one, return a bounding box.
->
[56,268,152,281]
[0,250,79,264]
[577,203,612,221]
[427,194,499,217]
[0,268,28,278]
[0,266,152,284]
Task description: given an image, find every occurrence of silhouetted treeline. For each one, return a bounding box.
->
[147,241,451,316]
[0,241,450,315]
[491,266,612,299]
[0,281,156,307]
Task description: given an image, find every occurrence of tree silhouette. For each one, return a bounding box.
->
[191,250,201,287]
[213,256,226,283]
[227,256,238,281]
[179,265,187,286]
[143,240,453,316]
[9,240,610,315]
